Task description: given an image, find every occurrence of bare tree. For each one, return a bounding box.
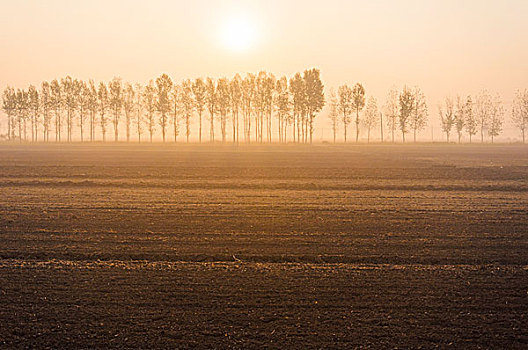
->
[86,81,98,142]
[191,78,206,143]
[512,89,528,143]
[338,85,353,142]
[303,69,324,144]
[454,96,465,143]
[439,97,455,142]
[242,74,256,143]
[171,83,182,142]
[122,83,135,142]
[384,87,399,142]
[28,85,39,142]
[216,77,231,143]
[475,90,491,143]
[2,87,16,141]
[77,81,90,142]
[290,73,306,143]
[410,87,428,142]
[206,78,217,142]
[134,83,144,143]
[351,83,365,142]
[399,86,414,143]
[181,80,194,143]
[97,82,109,142]
[61,76,79,142]
[230,74,242,144]
[16,89,29,142]
[155,74,173,143]
[108,77,123,142]
[143,81,156,142]
[488,94,504,143]
[363,96,379,143]
[275,76,291,143]
[464,96,477,143]
[50,79,62,142]
[326,88,339,143]
[40,82,52,142]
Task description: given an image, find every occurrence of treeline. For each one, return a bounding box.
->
[2,70,527,144]
[1,69,324,144]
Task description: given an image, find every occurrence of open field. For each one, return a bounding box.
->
[0,144,527,348]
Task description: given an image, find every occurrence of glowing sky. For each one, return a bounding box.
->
[1,0,527,138]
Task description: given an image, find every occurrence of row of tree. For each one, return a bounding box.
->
[1,69,324,144]
[2,70,527,143]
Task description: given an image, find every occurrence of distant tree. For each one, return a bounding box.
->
[216,77,231,142]
[511,89,528,143]
[464,96,477,143]
[108,77,123,142]
[86,81,98,142]
[351,83,365,142]
[134,83,144,143]
[77,81,90,142]
[16,89,30,141]
[171,83,182,142]
[97,82,109,142]
[242,74,256,143]
[410,87,428,142]
[205,77,217,142]
[439,97,455,142]
[338,85,353,142]
[230,74,242,144]
[181,79,195,143]
[50,79,62,141]
[475,90,492,143]
[326,88,339,143]
[363,96,379,143]
[488,94,504,143]
[255,71,268,142]
[40,82,52,142]
[143,81,157,142]
[398,86,414,143]
[303,69,325,144]
[27,85,40,142]
[155,74,173,142]
[290,73,306,143]
[2,87,16,141]
[61,76,79,142]
[191,78,206,143]
[274,76,290,143]
[122,83,135,142]
[454,96,465,143]
[384,87,399,142]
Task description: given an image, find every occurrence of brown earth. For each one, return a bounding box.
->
[0,144,527,349]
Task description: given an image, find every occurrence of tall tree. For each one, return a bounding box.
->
[155,74,173,143]
[15,89,29,141]
[216,77,231,142]
[511,89,528,144]
[398,86,414,143]
[2,87,16,141]
[205,77,217,142]
[475,90,491,143]
[338,85,353,143]
[488,94,504,143]
[241,74,256,143]
[77,81,90,142]
[86,81,98,142]
[109,77,123,142]
[454,96,465,143]
[276,76,291,143]
[134,83,144,143]
[384,87,399,142]
[290,73,306,143]
[180,80,194,143]
[326,88,339,143]
[40,82,52,142]
[351,83,365,142]
[171,83,182,142]
[97,82,109,142]
[50,79,62,142]
[61,76,78,142]
[143,81,157,142]
[439,97,455,142]
[191,78,206,143]
[410,87,428,142]
[122,83,135,142]
[464,96,477,143]
[230,74,242,144]
[27,85,40,142]
[303,69,325,144]
[363,96,379,143]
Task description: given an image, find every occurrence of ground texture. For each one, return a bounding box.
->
[0,144,527,349]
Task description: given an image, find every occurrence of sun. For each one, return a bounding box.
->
[221,14,257,52]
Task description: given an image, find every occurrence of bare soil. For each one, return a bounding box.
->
[0,144,527,349]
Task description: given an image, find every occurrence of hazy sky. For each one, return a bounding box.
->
[1,0,527,138]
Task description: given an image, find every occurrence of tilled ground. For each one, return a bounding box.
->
[0,144,527,349]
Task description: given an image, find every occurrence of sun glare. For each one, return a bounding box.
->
[221,14,257,52]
